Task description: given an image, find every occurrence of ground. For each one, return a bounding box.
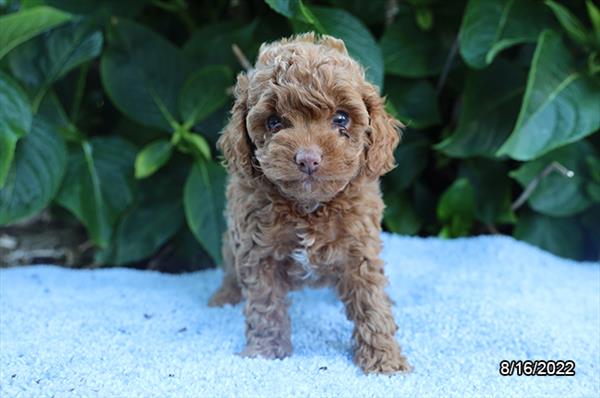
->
[0,234,598,397]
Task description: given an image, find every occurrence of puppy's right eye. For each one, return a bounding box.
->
[266,115,284,133]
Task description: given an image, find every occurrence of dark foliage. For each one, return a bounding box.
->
[1,0,599,267]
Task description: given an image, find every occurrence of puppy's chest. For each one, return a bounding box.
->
[289,231,319,281]
[286,224,341,282]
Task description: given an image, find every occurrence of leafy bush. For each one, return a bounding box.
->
[1,0,599,265]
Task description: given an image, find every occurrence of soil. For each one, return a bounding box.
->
[0,212,93,268]
[1,213,215,273]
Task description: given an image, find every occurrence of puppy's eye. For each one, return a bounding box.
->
[266,115,284,132]
[332,110,349,128]
[333,110,350,138]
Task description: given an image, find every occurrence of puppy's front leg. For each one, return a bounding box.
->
[337,255,412,374]
[239,255,292,359]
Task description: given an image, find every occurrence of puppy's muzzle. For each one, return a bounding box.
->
[294,147,322,176]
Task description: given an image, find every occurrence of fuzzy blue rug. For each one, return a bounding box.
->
[1,234,598,397]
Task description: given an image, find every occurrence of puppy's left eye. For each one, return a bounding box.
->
[332,110,350,128]
[266,115,284,133]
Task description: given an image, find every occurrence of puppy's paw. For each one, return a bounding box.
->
[239,340,292,360]
[354,344,413,375]
[208,285,243,307]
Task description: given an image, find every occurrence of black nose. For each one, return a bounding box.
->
[294,148,322,175]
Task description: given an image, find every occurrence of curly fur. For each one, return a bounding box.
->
[209,33,411,374]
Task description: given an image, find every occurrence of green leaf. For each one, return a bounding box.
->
[170,226,217,269]
[101,18,186,131]
[265,2,383,87]
[96,168,185,265]
[497,30,600,160]
[415,7,434,31]
[587,182,600,203]
[514,212,585,260]
[185,133,212,160]
[265,0,321,28]
[99,200,183,265]
[46,0,148,17]
[459,158,516,225]
[172,125,213,160]
[0,116,67,225]
[384,77,441,129]
[459,0,552,68]
[437,178,476,238]
[8,19,102,105]
[183,20,258,70]
[36,91,82,142]
[6,36,46,90]
[178,66,232,128]
[384,130,431,191]
[383,191,422,235]
[265,0,307,21]
[586,155,600,183]
[381,13,447,78]
[436,59,525,158]
[587,0,600,44]
[184,160,227,264]
[413,180,437,230]
[56,137,136,247]
[297,2,325,32]
[135,139,173,179]
[0,6,72,60]
[265,0,298,18]
[192,105,229,144]
[545,0,589,47]
[307,6,384,88]
[0,71,32,188]
[41,20,102,82]
[510,141,596,217]
[326,0,389,26]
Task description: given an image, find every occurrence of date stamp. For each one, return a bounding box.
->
[499,360,576,376]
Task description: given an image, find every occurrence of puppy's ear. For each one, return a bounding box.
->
[217,73,254,176]
[362,83,402,178]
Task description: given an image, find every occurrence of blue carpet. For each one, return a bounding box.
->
[1,234,598,397]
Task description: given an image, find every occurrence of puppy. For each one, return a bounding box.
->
[209,33,411,374]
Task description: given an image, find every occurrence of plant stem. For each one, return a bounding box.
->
[511,161,575,211]
[385,0,399,28]
[436,36,459,95]
[70,63,90,123]
[232,43,252,71]
[31,86,48,114]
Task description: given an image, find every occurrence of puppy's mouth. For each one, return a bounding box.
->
[293,173,341,187]
[272,174,351,203]
[257,155,354,201]
[299,176,318,192]
[279,175,323,192]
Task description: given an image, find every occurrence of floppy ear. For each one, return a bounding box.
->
[362,83,402,178]
[217,73,254,177]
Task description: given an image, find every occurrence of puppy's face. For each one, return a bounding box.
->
[247,79,369,203]
[219,34,401,204]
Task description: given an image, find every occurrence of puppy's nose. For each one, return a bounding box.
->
[294,148,322,175]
